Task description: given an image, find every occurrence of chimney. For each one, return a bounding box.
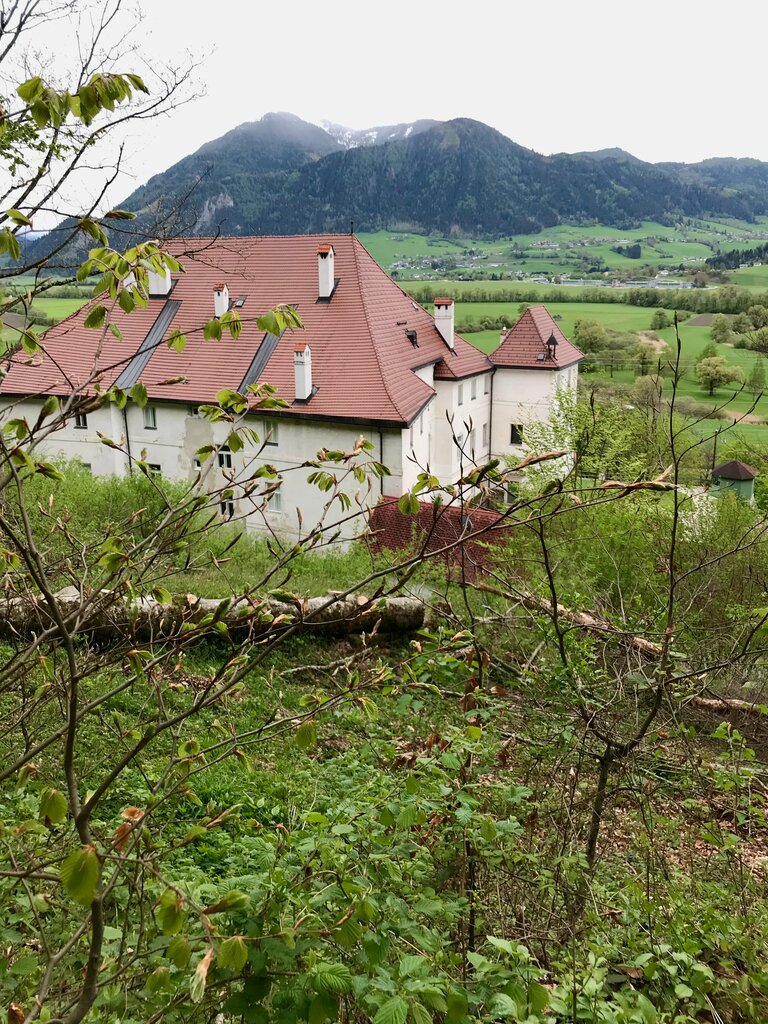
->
[317,244,335,300]
[294,342,312,401]
[434,297,455,351]
[147,266,172,297]
[213,283,229,318]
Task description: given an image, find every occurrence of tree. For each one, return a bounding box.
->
[732,312,754,334]
[633,339,660,377]
[748,355,766,394]
[696,355,745,395]
[709,313,732,344]
[696,340,718,365]
[748,304,768,328]
[572,318,609,352]
[650,308,671,329]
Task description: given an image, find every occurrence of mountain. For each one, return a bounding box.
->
[321,119,440,148]
[574,147,646,165]
[122,111,343,236]
[27,114,768,266]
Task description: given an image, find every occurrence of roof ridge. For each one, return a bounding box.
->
[351,236,405,421]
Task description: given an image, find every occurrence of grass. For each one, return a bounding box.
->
[34,297,86,319]
[362,218,768,282]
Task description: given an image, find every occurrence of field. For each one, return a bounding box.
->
[1,295,87,346]
[360,216,768,282]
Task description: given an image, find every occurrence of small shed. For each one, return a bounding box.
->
[711,460,758,502]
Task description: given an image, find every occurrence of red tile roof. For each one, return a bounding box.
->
[491,305,584,370]
[1,235,491,427]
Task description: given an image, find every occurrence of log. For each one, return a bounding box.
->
[0,587,425,643]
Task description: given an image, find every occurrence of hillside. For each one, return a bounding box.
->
[27,113,768,265]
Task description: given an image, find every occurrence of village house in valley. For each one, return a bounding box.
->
[0,235,583,538]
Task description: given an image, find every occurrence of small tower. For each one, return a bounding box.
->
[711,460,757,503]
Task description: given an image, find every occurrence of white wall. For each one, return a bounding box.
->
[0,398,405,545]
[430,372,492,483]
[491,366,576,459]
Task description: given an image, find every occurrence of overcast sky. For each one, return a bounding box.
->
[29,0,768,207]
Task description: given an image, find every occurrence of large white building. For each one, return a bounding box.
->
[0,235,583,539]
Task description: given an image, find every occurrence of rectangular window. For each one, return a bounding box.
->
[458,383,464,405]
[420,412,424,435]
[469,428,476,455]
[471,378,477,400]
[218,446,232,470]
[188,404,199,417]
[220,499,234,519]
[482,422,488,447]
[484,374,490,395]
[143,406,157,430]
[510,424,524,445]
[263,419,278,446]
[147,463,161,477]
[409,424,414,448]
[74,413,87,429]
[269,489,282,512]
[193,458,201,471]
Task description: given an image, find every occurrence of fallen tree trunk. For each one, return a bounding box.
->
[479,584,768,719]
[0,587,425,643]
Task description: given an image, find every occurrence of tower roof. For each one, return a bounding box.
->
[491,305,583,370]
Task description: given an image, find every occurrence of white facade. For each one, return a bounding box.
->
[2,364,575,543]
[491,364,576,459]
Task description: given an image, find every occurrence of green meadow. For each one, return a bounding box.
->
[361,217,768,281]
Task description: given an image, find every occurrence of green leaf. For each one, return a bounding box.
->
[157,891,186,935]
[146,966,172,994]
[486,993,517,1018]
[410,1004,432,1024]
[374,996,408,1024]
[0,228,21,262]
[636,993,658,1024]
[444,991,468,1024]
[17,77,43,103]
[40,787,68,825]
[118,287,135,313]
[41,395,59,418]
[674,983,693,1000]
[296,720,317,750]
[398,491,421,516]
[103,209,136,220]
[167,329,186,352]
[309,994,340,1024]
[166,935,191,968]
[218,935,248,972]
[203,318,222,341]
[527,982,550,1015]
[152,586,173,605]
[84,304,107,329]
[178,738,200,758]
[6,209,32,227]
[313,962,353,995]
[130,381,148,407]
[60,845,99,905]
